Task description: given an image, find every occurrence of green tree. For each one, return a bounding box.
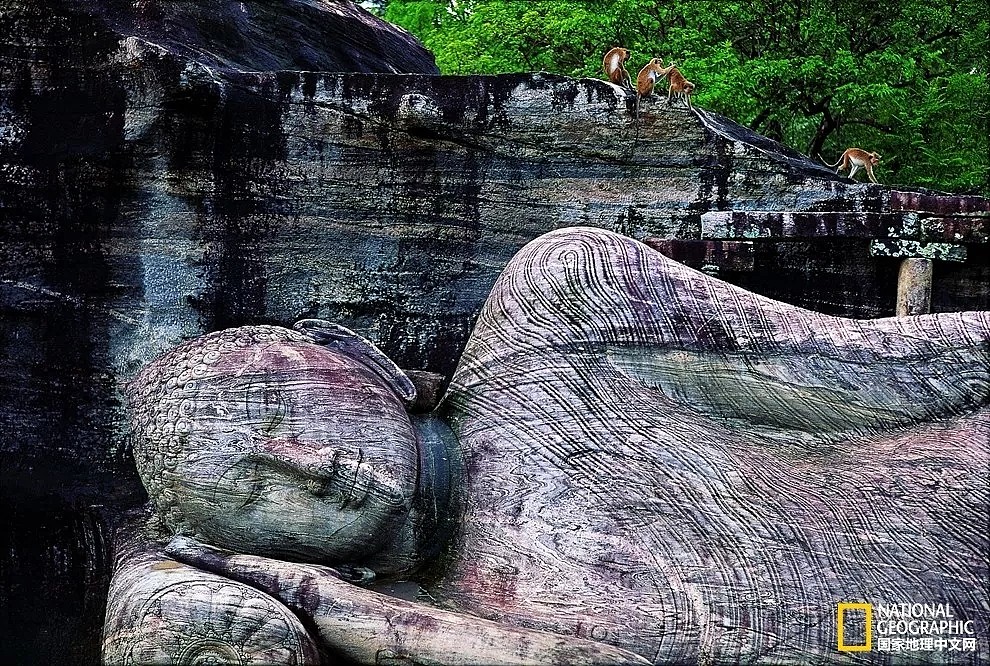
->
[384,0,988,194]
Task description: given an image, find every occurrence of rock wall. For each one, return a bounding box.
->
[0,1,437,662]
[78,63,990,374]
[0,1,987,662]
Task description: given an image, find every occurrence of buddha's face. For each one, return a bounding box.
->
[162,341,419,564]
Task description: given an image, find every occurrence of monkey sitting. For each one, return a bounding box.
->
[664,64,695,109]
[636,57,676,98]
[603,47,633,90]
[634,57,677,120]
[822,148,881,184]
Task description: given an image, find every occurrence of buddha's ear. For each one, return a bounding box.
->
[292,319,417,409]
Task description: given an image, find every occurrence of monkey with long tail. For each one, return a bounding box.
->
[634,58,677,145]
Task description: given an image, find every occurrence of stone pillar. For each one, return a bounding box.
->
[870,240,966,317]
[896,258,933,317]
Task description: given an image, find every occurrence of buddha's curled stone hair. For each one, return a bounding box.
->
[125,325,312,521]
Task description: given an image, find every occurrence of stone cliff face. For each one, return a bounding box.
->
[1,1,987,662]
[81,63,990,372]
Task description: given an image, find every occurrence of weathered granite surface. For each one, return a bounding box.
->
[105,229,989,665]
[0,0,987,661]
[0,1,437,662]
[439,228,989,664]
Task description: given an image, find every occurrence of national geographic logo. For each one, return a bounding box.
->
[837,602,978,654]
[837,603,872,651]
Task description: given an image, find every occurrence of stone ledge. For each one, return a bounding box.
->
[700,210,988,243]
[870,240,968,263]
[889,191,990,215]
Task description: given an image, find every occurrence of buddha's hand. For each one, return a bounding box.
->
[166,536,650,665]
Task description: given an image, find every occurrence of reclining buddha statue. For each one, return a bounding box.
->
[103,227,989,665]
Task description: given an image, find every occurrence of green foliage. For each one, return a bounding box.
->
[383,0,988,194]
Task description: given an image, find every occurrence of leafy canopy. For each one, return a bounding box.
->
[382,0,988,194]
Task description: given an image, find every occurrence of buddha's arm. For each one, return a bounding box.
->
[103,537,321,665]
[167,536,649,666]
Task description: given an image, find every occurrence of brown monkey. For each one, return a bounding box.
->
[822,148,881,183]
[665,65,695,109]
[636,57,676,97]
[634,57,677,122]
[603,47,633,89]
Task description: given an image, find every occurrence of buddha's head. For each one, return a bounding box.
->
[126,322,419,565]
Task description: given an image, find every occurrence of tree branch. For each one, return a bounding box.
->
[921,27,962,45]
[750,107,773,132]
[808,102,837,158]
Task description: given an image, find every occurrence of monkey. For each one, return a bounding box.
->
[664,65,695,109]
[636,57,676,98]
[821,148,881,183]
[603,47,633,90]
[627,57,679,151]
[634,57,677,120]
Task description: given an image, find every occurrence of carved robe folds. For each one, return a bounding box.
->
[104,228,990,665]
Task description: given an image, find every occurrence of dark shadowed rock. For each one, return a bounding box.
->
[11,0,438,74]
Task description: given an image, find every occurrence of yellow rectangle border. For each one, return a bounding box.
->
[837,603,872,651]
